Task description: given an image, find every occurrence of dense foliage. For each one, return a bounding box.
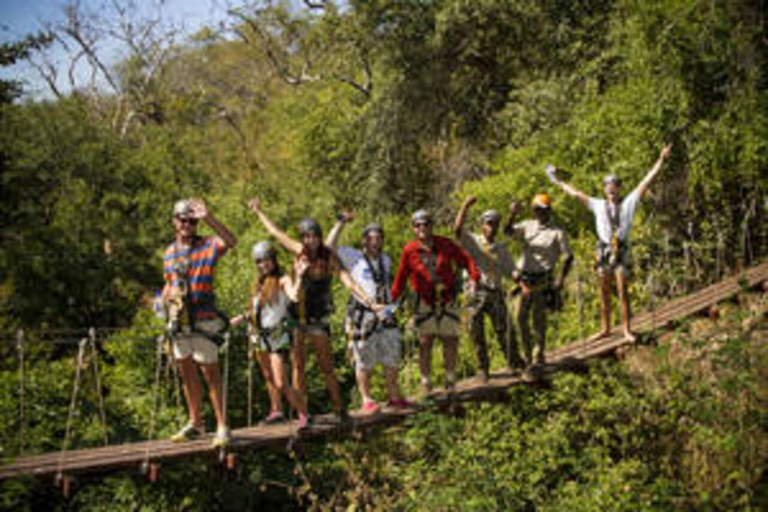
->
[0,0,765,509]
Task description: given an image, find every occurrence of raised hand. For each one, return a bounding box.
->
[188,198,208,219]
[340,210,355,223]
[294,256,310,278]
[509,201,523,215]
[545,164,558,183]
[660,143,672,160]
[463,196,477,208]
[248,198,262,214]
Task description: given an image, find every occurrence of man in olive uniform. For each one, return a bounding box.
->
[454,196,525,380]
[504,194,573,367]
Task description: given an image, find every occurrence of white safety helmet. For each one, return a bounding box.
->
[252,241,276,261]
[411,209,432,225]
[173,199,192,218]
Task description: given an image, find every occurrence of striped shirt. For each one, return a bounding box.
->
[163,236,224,320]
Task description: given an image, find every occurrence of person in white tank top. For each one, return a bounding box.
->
[231,241,310,429]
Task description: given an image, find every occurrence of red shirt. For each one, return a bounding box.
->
[391,235,480,307]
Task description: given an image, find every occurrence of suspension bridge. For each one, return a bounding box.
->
[1,262,765,492]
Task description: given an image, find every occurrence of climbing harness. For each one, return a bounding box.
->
[596,201,627,271]
[413,244,460,328]
[168,240,229,343]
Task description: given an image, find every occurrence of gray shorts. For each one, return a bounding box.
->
[351,327,402,372]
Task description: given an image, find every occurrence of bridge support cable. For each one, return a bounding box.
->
[246,333,254,427]
[142,334,165,476]
[17,329,26,454]
[57,337,88,481]
[89,328,109,446]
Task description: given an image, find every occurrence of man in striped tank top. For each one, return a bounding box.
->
[162,198,237,447]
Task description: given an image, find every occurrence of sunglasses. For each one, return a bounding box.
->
[413,221,431,229]
[176,217,198,225]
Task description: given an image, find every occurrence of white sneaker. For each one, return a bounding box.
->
[170,422,205,442]
[212,426,231,448]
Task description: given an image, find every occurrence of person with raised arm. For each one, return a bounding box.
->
[162,198,237,447]
[248,199,381,422]
[390,209,480,396]
[325,217,410,413]
[503,194,573,369]
[453,197,524,380]
[548,144,672,341]
[230,241,310,429]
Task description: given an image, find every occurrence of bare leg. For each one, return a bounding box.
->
[442,335,459,389]
[270,353,306,414]
[292,330,307,396]
[357,368,374,404]
[615,270,636,341]
[384,366,403,401]
[308,334,343,412]
[418,334,434,390]
[178,357,204,426]
[256,351,282,414]
[591,272,613,340]
[199,363,226,429]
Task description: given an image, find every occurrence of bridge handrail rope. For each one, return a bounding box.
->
[143,334,165,469]
[246,332,254,427]
[89,328,109,446]
[57,337,88,481]
[17,329,26,455]
[576,261,586,361]
[222,332,231,443]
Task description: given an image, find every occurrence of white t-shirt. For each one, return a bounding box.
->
[587,187,642,245]
[337,246,392,303]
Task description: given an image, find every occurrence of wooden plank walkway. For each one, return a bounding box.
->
[1,262,766,481]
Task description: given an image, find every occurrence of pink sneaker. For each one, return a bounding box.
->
[297,412,311,430]
[264,410,285,424]
[361,401,380,413]
[386,398,414,409]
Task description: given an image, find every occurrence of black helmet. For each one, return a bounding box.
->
[297,218,322,236]
[480,209,501,224]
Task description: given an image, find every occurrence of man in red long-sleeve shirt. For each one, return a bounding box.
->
[391,209,480,393]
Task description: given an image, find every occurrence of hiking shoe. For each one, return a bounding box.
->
[212,426,231,448]
[386,398,414,409]
[361,401,380,413]
[263,411,285,425]
[171,422,205,442]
